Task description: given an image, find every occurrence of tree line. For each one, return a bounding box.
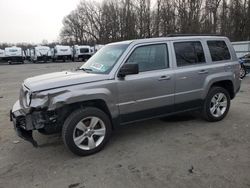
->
[60,0,250,44]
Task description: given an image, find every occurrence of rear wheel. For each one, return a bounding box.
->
[62,107,112,156]
[202,87,230,122]
[240,65,246,79]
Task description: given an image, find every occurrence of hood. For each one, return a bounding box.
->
[24,70,110,92]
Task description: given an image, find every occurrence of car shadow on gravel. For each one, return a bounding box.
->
[159,112,198,122]
[31,113,201,152]
[111,112,202,140]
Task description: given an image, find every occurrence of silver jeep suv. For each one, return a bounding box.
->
[10,36,241,156]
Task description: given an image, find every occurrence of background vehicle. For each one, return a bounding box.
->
[4,46,24,64]
[93,44,104,53]
[0,49,5,62]
[30,46,51,63]
[240,52,250,69]
[52,45,72,62]
[232,41,250,58]
[72,45,93,61]
[239,58,248,79]
[11,36,241,156]
[232,41,250,73]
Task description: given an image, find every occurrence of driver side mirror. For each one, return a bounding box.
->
[118,63,139,78]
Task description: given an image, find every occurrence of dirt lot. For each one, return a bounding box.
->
[0,62,249,188]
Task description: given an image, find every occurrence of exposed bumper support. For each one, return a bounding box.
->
[10,100,38,147]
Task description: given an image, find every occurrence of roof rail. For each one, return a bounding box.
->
[166,34,222,37]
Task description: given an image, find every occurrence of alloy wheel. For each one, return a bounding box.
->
[210,93,228,118]
[73,116,106,150]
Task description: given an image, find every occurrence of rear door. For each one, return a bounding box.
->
[172,40,208,111]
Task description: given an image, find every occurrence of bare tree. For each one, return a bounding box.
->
[60,0,250,43]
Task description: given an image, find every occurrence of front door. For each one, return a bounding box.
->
[116,43,175,123]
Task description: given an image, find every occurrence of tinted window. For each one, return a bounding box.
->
[80,48,89,53]
[174,41,205,67]
[9,49,18,52]
[207,40,231,61]
[126,44,168,72]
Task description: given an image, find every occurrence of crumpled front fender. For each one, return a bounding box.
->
[30,88,114,113]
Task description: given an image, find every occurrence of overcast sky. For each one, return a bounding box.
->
[0,0,83,44]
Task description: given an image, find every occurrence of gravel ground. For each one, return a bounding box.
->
[0,62,249,188]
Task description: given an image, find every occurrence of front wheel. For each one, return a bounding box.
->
[62,107,112,156]
[202,87,230,122]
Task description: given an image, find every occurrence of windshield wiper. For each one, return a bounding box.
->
[76,67,93,72]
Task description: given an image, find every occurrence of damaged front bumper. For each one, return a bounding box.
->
[10,100,57,147]
[10,100,38,147]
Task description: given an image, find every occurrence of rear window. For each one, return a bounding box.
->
[207,41,231,61]
[174,41,205,67]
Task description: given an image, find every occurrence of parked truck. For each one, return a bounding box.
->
[52,45,72,62]
[4,46,24,64]
[72,45,93,62]
[31,46,51,63]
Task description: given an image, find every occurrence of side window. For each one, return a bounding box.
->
[174,41,205,67]
[207,40,231,61]
[126,44,168,72]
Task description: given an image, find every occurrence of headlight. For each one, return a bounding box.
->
[26,92,32,106]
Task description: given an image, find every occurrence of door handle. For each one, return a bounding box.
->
[158,75,171,81]
[198,70,208,74]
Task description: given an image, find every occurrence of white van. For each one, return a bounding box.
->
[4,46,24,64]
[31,46,51,63]
[72,45,93,61]
[52,45,72,62]
[0,49,5,62]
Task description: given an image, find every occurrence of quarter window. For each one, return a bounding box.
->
[126,44,168,72]
[174,41,205,67]
[207,40,231,61]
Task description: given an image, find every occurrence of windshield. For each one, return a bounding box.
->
[9,49,18,52]
[80,44,129,74]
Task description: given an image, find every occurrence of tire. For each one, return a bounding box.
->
[62,107,112,156]
[202,87,230,122]
[240,65,246,79]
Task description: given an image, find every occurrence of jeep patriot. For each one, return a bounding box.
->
[11,36,241,156]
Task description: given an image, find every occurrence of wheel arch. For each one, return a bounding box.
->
[207,80,235,99]
[56,99,116,129]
